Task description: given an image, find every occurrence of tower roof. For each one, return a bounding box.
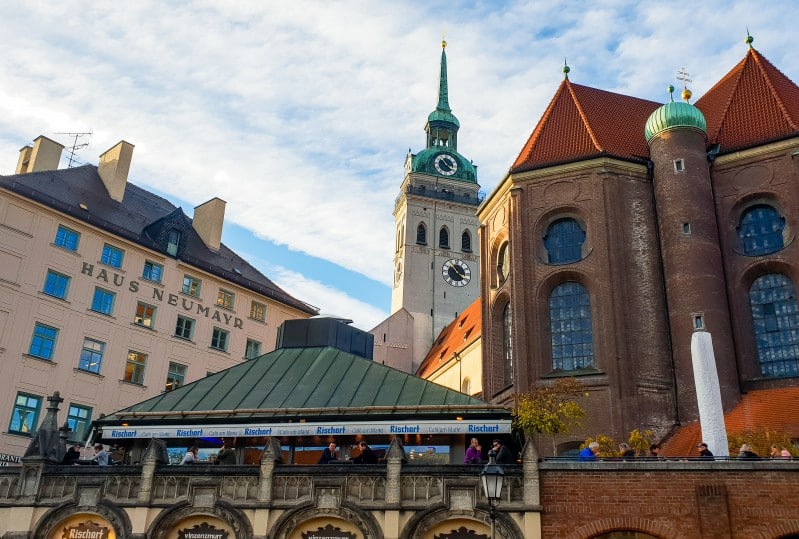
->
[511,80,660,174]
[427,41,460,128]
[695,47,799,151]
[645,94,707,143]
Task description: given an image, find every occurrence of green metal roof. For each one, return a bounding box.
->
[411,148,478,182]
[428,44,460,129]
[645,99,707,142]
[98,346,505,425]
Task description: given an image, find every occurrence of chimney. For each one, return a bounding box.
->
[193,197,226,251]
[15,136,64,174]
[98,141,134,202]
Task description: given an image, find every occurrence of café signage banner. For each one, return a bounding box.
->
[103,419,511,440]
[61,520,110,539]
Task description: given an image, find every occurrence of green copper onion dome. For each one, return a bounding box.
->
[645,85,707,142]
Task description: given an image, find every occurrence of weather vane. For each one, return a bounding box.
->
[676,67,692,89]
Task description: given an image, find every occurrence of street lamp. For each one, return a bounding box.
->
[480,456,504,539]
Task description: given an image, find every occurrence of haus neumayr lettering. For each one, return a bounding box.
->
[81,263,245,330]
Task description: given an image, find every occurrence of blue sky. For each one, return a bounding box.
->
[1,1,798,330]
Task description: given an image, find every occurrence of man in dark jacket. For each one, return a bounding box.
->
[318,442,338,464]
[489,439,515,465]
[61,444,82,465]
[351,441,378,464]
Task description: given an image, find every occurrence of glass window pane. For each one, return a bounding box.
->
[749,273,799,378]
[550,281,594,371]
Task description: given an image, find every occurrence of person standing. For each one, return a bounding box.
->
[215,441,236,465]
[464,438,482,464]
[649,444,664,459]
[318,442,338,464]
[697,442,714,459]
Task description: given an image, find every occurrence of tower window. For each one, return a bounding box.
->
[693,313,705,329]
[416,222,427,245]
[502,302,513,386]
[673,159,685,172]
[461,230,472,252]
[439,227,450,249]
[683,223,691,234]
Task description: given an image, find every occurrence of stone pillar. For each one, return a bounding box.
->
[521,440,540,506]
[691,331,730,457]
[257,437,283,503]
[384,436,406,506]
[137,439,168,503]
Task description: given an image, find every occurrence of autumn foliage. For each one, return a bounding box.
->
[512,378,586,456]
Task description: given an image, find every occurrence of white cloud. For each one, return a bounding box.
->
[2,1,798,314]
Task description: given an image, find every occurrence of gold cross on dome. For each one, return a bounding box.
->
[677,67,692,88]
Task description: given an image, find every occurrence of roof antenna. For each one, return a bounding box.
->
[54,130,92,168]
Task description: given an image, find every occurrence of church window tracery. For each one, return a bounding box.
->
[749,273,799,377]
[549,281,594,371]
[738,204,785,256]
[544,218,586,264]
[439,226,450,249]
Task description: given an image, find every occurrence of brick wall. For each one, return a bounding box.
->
[539,460,799,539]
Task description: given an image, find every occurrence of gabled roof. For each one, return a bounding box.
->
[0,165,316,314]
[661,386,799,457]
[696,47,799,152]
[417,298,481,379]
[511,80,660,174]
[99,345,504,426]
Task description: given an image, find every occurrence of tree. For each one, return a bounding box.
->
[727,427,797,457]
[512,378,586,456]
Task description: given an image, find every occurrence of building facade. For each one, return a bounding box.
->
[479,37,799,447]
[0,137,316,458]
[373,42,482,374]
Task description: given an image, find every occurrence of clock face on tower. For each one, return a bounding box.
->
[433,153,458,176]
[442,259,471,287]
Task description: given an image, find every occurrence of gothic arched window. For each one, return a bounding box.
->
[749,273,799,377]
[416,222,427,245]
[544,218,586,264]
[738,204,785,256]
[439,227,450,249]
[549,281,594,371]
[502,302,513,385]
[461,230,472,252]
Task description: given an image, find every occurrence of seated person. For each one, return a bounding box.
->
[62,444,82,465]
[318,442,338,464]
[350,441,378,464]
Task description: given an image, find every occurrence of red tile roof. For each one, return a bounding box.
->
[510,80,660,173]
[416,298,481,379]
[511,48,799,174]
[695,48,799,152]
[661,386,799,457]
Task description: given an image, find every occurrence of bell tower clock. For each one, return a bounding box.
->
[390,41,481,371]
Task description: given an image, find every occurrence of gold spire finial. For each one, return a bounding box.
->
[677,67,693,103]
[442,30,447,49]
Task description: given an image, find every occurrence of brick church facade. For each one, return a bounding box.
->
[479,36,799,448]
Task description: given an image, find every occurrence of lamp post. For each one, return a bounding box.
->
[480,455,504,539]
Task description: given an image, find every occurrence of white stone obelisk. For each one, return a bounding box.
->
[690,330,729,457]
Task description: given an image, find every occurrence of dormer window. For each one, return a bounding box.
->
[167,230,181,256]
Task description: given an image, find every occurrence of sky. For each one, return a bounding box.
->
[1,1,798,331]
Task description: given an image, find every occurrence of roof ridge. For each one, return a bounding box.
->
[510,80,569,170]
[750,48,799,131]
[567,82,604,152]
[699,53,748,141]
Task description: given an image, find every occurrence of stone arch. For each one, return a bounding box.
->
[34,499,133,539]
[564,516,681,539]
[269,501,382,539]
[401,505,523,539]
[147,499,252,539]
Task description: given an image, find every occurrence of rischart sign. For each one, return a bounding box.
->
[61,520,110,539]
[177,522,229,539]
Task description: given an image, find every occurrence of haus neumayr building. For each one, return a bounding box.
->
[0,136,317,460]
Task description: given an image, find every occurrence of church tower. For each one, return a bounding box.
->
[390,41,481,371]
